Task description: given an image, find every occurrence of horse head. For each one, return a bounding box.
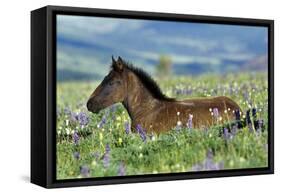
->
[87,56,127,113]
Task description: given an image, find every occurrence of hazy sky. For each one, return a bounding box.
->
[56,15,268,80]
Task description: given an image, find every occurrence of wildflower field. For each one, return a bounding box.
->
[56,73,268,179]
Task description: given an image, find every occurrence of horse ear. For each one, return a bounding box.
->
[113,56,124,72]
[117,56,123,63]
[112,55,116,64]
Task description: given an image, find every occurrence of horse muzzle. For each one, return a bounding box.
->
[86,100,101,113]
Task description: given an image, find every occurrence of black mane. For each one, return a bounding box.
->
[115,60,175,101]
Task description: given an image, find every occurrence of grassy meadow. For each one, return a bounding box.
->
[56,73,268,179]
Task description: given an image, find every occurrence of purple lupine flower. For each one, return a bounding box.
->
[258,119,264,130]
[110,104,117,113]
[223,128,229,139]
[183,88,193,95]
[80,165,90,177]
[105,143,110,153]
[204,153,216,170]
[187,114,193,129]
[231,123,238,135]
[73,151,80,160]
[187,88,193,95]
[106,109,111,116]
[206,149,213,159]
[103,144,110,168]
[64,107,71,115]
[98,114,107,128]
[223,128,233,140]
[136,124,147,142]
[73,130,79,145]
[124,121,131,134]
[191,150,224,171]
[110,105,117,120]
[191,163,203,171]
[118,162,126,176]
[70,112,78,122]
[174,88,193,96]
[77,112,89,126]
[101,116,107,124]
[213,108,219,121]
[103,153,110,168]
[136,124,142,134]
[111,114,116,121]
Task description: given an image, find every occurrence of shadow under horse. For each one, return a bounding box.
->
[87,56,241,133]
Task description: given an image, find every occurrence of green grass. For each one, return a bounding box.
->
[56,72,268,179]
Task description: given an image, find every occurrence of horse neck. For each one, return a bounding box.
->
[122,71,160,121]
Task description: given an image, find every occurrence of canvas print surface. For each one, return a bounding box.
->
[56,15,268,180]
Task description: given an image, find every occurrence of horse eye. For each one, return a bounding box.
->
[109,80,121,86]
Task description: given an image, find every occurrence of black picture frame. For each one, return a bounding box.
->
[31,5,274,188]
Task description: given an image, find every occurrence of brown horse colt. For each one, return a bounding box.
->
[87,56,241,133]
